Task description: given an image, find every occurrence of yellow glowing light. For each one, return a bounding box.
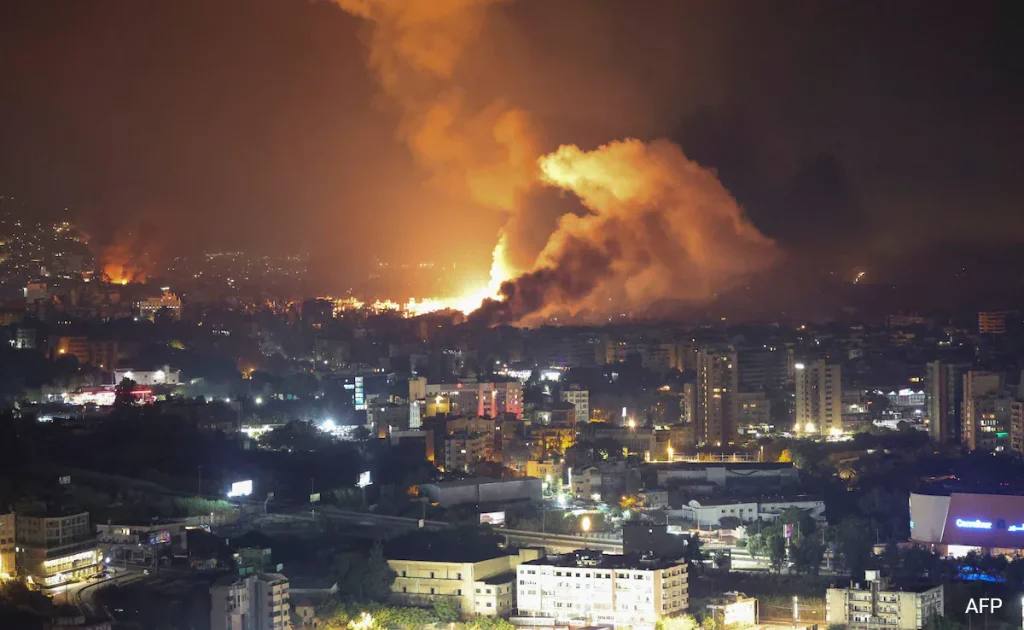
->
[581,515,592,533]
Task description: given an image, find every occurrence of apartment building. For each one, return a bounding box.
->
[210,572,290,630]
[16,511,102,587]
[517,550,688,630]
[561,388,590,423]
[0,512,14,578]
[389,548,541,616]
[826,572,943,630]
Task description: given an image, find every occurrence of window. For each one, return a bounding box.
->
[457,589,462,596]
[486,589,492,594]
[457,573,462,580]
[402,587,407,593]
[476,588,481,594]
[401,570,407,577]
[430,572,435,579]
[430,588,435,595]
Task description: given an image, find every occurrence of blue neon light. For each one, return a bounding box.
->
[1008,524,1024,532]
[956,518,993,530]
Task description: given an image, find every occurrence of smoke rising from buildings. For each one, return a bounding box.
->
[474,139,781,324]
[337,0,780,324]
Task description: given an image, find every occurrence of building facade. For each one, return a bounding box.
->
[389,548,540,616]
[977,311,1007,335]
[795,360,842,437]
[0,512,14,579]
[138,291,182,321]
[517,550,688,630]
[112,367,180,386]
[826,572,943,630]
[561,388,590,424]
[697,346,739,447]
[961,371,1004,451]
[444,433,490,473]
[16,511,102,587]
[210,572,290,630]
[925,361,968,444]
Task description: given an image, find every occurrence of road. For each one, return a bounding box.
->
[47,567,148,620]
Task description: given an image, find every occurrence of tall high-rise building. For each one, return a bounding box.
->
[961,371,1003,451]
[925,361,969,443]
[696,345,738,446]
[794,360,842,436]
[963,395,1013,452]
[1010,401,1024,455]
[680,382,696,425]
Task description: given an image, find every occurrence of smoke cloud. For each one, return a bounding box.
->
[332,0,540,218]
[337,2,780,324]
[475,139,781,325]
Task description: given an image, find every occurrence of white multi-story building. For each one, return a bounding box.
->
[795,360,842,436]
[210,572,290,630]
[673,496,825,528]
[561,388,590,424]
[826,572,943,630]
[113,367,180,386]
[516,550,688,630]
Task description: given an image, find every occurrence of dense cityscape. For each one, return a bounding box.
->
[3,1,1024,630]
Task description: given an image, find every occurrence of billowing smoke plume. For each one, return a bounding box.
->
[333,0,540,280]
[475,139,781,325]
[337,1,780,324]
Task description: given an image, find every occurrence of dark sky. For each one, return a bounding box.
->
[1,0,1021,290]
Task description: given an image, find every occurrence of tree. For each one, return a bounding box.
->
[365,540,397,602]
[718,516,742,530]
[114,377,138,407]
[681,534,704,575]
[746,532,767,559]
[328,540,396,602]
[767,534,787,573]
[431,597,460,623]
[656,615,700,630]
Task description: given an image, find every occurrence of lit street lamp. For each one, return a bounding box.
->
[581,515,592,548]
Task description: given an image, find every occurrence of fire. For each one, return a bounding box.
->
[100,236,149,285]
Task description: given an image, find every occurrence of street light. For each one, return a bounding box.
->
[581,515,592,548]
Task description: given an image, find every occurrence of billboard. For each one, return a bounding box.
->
[310,493,321,504]
[480,511,506,527]
[228,480,253,498]
[357,471,372,488]
[148,530,171,545]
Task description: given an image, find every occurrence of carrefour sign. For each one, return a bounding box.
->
[956,518,993,530]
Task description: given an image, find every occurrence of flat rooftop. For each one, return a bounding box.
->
[480,570,517,585]
[522,550,685,571]
[425,477,538,488]
[651,462,795,471]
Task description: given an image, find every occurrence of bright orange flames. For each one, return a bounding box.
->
[337,248,511,318]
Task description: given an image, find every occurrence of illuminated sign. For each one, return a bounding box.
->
[148,530,171,545]
[1008,524,1024,532]
[955,518,992,530]
[480,511,506,527]
[357,471,372,488]
[228,480,253,498]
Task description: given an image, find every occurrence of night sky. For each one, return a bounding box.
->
[1,0,1021,291]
